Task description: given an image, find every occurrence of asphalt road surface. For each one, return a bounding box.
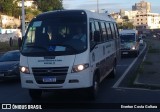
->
[1,45,160,112]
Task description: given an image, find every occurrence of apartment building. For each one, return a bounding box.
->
[123,11,138,22]
[134,11,160,29]
[132,0,151,13]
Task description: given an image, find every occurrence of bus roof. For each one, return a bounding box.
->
[35,9,115,22]
[119,29,138,34]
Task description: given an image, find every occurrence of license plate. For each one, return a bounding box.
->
[123,52,128,54]
[0,73,4,76]
[43,77,56,83]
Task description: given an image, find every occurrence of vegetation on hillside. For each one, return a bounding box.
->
[0,0,63,21]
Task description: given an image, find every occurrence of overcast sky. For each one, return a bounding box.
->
[63,0,160,13]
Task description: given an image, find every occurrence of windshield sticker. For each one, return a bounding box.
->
[48,46,55,51]
[48,46,66,51]
[55,46,66,51]
[33,21,42,27]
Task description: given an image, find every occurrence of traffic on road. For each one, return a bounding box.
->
[0,44,149,103]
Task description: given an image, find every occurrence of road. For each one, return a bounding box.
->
[1,45,160,111]
[0,53,135,103]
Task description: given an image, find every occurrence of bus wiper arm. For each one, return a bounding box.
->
[26,45,48,52]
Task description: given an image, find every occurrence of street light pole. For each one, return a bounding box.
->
[97,0,99,13]
[22,0,25,37]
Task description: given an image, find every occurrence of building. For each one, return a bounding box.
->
[1,15,20,28]
[123,11,138,22]
[132,0,151,13]
[17,0,37,9]
[110,12,123,23]
[134,11,160,29]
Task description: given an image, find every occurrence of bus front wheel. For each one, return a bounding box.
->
[87,74,99,100]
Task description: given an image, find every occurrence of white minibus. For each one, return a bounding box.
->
[120,29,140,57]
[19,10,121,100]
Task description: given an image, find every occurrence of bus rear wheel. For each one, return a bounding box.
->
[29,89,42,100]
[109,60,116,78]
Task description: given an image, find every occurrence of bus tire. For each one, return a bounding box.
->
[29,89,42,100]
[87,73,99,100]
[135,50,139,57]
[109,60,116,78]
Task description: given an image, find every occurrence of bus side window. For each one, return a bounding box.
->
[94,31,101,42]
[89,20,98,47]
[114,23,119,38]
[94,21,101,42]
[110,23,116,39]
[100,22,108,42]
[105,22,112,40]
[90,20,101,42]
[89,22,95,41]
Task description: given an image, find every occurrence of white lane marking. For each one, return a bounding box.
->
[117,65,129,67]
[115,86,160,92]
[113,42,147,88]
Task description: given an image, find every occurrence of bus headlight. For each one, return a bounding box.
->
[72,63,89,72]
[20,66,30,74]
[131,46,136,50]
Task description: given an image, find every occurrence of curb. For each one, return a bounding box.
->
[134,46,160,89]
[113,42,147,88]
[133,80,160,90]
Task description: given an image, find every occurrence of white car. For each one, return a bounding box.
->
[139,37,143,45]
[153,35,156,38]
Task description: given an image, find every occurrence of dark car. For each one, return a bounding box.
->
[0,50,20,80]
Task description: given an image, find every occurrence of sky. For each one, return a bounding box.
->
[63,0,160,13]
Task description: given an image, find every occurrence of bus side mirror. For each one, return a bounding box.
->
[18,37,22,49]
[94,31,100,42]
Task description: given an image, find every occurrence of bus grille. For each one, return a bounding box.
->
[32,67,69,84]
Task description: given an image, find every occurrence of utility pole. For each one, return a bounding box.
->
[22,0,25,37]
[97,0,99,13]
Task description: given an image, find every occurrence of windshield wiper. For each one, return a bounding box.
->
[25,45,48,52]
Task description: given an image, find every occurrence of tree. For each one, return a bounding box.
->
[122,16,129,20]
[25,8,41,21]
[0,0,21,17]
[0,0,13,15]
[118,22,134,29]
[0,0,64,21]
[37,0,63,12]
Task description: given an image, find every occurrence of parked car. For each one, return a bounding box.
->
[153,35,156,38]
[0,50,20,80]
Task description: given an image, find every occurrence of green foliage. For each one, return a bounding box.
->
[118,22,134,29]
[0,41,18,52]
[0,0,63,21]
[0,0,20,17]
[37,0,63,12]
[6,25,12,29]
[25,8,41,21]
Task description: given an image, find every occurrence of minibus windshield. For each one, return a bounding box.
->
[21,16,87,56]
[120,34,135,43]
